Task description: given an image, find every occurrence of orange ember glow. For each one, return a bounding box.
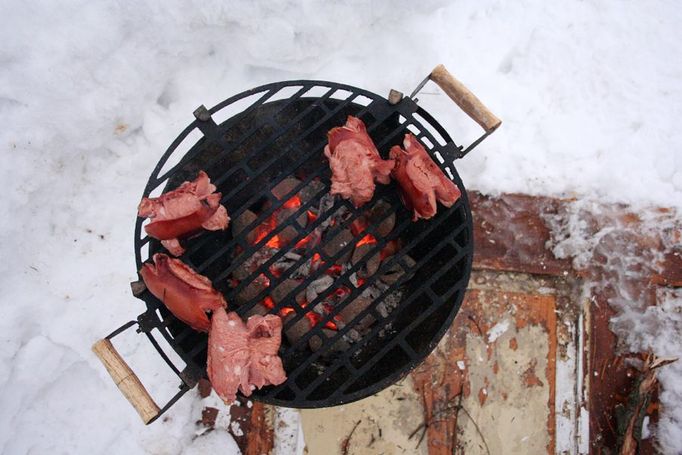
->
[312,252,322,264]
[326,264,343,275]
[282,195,302,209]
[262,296,275,309]
[295,231,319,249]
[306,210,318,223]
[279,307,295,316]
[334,286,350,297]
[356,277,366,288]
[304,311,337,330]
[356,233,377,248]
[269,266,282,278]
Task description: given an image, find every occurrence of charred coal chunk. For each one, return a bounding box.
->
[338,295,375,333]
[380,255,416,285]
[323,228,354,264]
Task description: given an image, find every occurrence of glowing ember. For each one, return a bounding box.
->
[269,266,282,278]
[282,195,302,209]
[334,286,350,297]
[266,234,285,249]
[356,277,366,288]
[326,264,343,275]
[295,231,319,249]
[304,310,337,330]
[306,210,318,223]
[356,233,377,248]
[262,296,275,309]
[280,307,295,316]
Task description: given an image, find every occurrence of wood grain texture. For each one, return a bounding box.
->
[92,339,160,424]
[430,64,501,133]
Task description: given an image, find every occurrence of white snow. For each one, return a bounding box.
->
[487,319,510,343]
[546,201,681,453]
[1,0,681,453]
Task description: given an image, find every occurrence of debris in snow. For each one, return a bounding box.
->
[617,354,677,455]
[546,200,682,453]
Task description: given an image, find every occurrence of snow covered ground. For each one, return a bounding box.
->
[1,1,680,453]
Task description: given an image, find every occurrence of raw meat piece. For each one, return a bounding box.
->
[139,253,226,332]
[390,133,461,221]
[138,171,229,256]
[207,308,287,403]
[324,116,394,207]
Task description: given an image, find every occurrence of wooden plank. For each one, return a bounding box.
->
[469,192,573,277]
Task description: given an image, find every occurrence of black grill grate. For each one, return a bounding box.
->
[133,80,473,409]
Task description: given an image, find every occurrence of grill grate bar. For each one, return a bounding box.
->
[204,114,417,306]
[321,253,468,401]
[184,98,373,259]
[284,199,465,353]
[297,232,467,400]
[192,111,387,276]
[264,203,467,397]
[153,83,338,188]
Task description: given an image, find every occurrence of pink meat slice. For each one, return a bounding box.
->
[324,116,394,208]
[139,253,226,332]
[390,133,461,221]
[137,171,230,256]
[207,309,287,403]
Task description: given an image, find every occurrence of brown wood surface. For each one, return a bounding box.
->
[244,402,274,455]
[92,339,160,424]
[470,192,573,277]
[430,64,501,133]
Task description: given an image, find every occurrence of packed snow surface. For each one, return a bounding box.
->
[1,1,680,453]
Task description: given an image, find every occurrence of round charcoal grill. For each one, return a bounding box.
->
[92,65,500,424]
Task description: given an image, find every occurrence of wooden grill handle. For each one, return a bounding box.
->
[430,64,501,133]
[92,339,160,424]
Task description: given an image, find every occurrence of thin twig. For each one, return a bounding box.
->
[459,405,491,455]
[341,420,361,455]
[451,393,463,452]
[467,315,483,336]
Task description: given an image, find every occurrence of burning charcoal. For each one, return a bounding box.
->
[243,302,269,318]
[283,313,310,347]
[322,229,354,264]
[271,177,302,201]
[380,255,416,284]
[305,275,334,304]
[235,275,269,305]
[365,200,396,237]
[338,296,375,332]
[298,179,326,204]
[271,279,305,305]
[277,225,300,247]
[232,209,259,244]
[233,247,278,281]
[352,243,381,278]
[309,329,350,353]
